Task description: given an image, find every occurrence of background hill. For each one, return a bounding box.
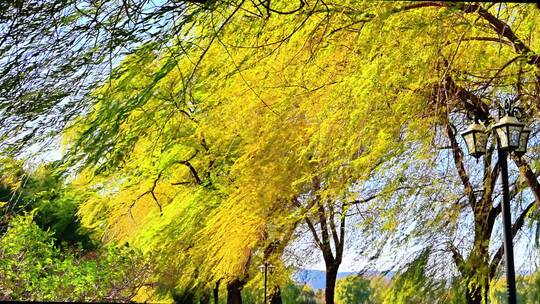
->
[294,270,394,290]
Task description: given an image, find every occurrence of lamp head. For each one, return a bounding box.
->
[492,115,524,151]
[461,122,488,158]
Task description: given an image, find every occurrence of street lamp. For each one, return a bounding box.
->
[461,100,531,304]
[492,114,525,150]
[259,262,275,304]
[461,121,488,158]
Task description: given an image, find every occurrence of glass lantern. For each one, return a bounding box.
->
[515,125,531,156]
[461,122,488,158]
[492,115,525,151]
[268,264,275,274]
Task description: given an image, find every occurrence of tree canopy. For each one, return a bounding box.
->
[2,1,540,303]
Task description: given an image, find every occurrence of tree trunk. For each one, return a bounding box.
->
[325,264,339,304]
[269,285,282,304]
[465,275,489,304]
[200,292,210,304]
[226,279,243,304]
[461,219,491,304]
[173,292,195,304]
[465,284,482,304]
[213,280,220,304]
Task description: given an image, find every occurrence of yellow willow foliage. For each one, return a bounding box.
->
[0,158,25,191]
[68,0,540,296]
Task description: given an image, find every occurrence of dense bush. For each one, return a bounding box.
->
[0,212,153,302]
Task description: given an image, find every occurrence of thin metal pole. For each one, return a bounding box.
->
[498,148,517,304]
[263,262,268,304]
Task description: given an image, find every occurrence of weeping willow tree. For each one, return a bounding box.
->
[63,2,424,303]
[347,3,540,304]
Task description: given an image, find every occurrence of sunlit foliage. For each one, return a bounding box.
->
[2,1,540,303]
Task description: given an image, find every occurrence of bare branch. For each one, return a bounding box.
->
[260,0,306,15]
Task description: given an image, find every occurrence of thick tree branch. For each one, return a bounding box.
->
[401,2,539,65]
[336,204,346,264]
[433,75,490,121]
[170,151,203,185]
[328,206,340,258]
[305,217,324,250]
[308,176,335,262]
[176,159,203,184]
[482,146,498,204]
[445,120,476,208]
[466,4,538,65]
[513,156,540,204]
[318,204,334,262]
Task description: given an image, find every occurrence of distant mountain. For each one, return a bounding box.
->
[293,269,535,290]
[293,269,394,290]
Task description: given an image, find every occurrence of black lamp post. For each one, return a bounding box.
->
[461,100,530,304]
[259,262,275,304]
